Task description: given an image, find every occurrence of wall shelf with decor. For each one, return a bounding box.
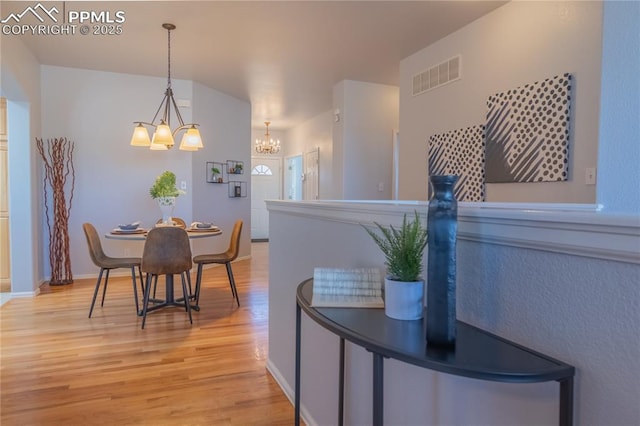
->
[228,181,247,198]
[226,160,244,175]
[206,161,227,183]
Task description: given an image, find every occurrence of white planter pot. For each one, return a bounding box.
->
[384,278,424,320]
[157,196,176,224]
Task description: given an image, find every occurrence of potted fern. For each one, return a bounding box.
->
[149,171,185,224]
[363,211,428,320]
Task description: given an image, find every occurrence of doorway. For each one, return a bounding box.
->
[304,148,319,200]
[250,156,282,240]
[284,154,303,200]
[0,98,10,298]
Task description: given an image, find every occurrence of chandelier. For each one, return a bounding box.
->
[130,23,203,151]
[255,121,281,154]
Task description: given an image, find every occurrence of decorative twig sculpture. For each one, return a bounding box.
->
[36,137,75,285]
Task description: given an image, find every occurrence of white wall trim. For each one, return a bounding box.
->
[4,288,41,302]
[265,359,317,426]
[266,200,640,264]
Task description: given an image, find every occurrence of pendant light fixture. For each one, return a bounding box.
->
[255,121,281,154]
[130,23,203,151]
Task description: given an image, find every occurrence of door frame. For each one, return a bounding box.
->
[284,153,304,201]
[304,148,319,201]
[250,155,283,240]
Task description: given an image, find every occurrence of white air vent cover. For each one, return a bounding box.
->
[412,55,461,96]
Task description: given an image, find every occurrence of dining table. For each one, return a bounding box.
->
[105,225,222,313]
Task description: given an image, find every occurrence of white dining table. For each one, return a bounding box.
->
[105,226,222,313]
[105,227,222,241]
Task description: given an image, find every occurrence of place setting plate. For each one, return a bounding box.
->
[188,222,220,232]
[111,222,145,234]
[111,228,147,234]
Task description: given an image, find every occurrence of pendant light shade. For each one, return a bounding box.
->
[179,125,203,151]
[151,121,174,146]
[130,123,151,146]
[130,23,204,151]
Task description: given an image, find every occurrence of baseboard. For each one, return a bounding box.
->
[1,286,40,306]
[265,358,317,426]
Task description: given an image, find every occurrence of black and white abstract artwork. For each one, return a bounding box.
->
[485,73,572,183]
[428,125,485,202]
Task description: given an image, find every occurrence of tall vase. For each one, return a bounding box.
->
[157,196,176,224]
[426,175,458,347]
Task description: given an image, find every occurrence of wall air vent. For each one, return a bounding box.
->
[412,55,461,96]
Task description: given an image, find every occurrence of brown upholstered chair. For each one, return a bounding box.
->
[83,223,143,318]
[193,220,242,307]
[140,227,193,329]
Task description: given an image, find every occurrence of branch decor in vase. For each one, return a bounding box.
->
[36,137,75,285]
[149,170,185,224]
[362,211,428,320]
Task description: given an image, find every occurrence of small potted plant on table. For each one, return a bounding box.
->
[363,211,428,320]
[149,171,185,224]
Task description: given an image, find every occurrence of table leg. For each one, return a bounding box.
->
[339,337,345,426]
[373,352,384,426]
[144,274,198,313]
[295,302,301,426]
[165,274,174,303]
[558,377,574,426]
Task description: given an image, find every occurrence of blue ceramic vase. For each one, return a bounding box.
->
[426,175,458,347]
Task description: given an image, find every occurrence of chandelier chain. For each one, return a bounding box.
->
[167,26,171,88]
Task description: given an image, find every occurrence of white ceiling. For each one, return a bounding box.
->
[2,1,506,129]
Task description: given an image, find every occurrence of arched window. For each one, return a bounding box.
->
[251,164,273,176]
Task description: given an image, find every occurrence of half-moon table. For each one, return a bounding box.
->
[295,278,575,426]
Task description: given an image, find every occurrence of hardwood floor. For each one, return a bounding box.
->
[0,242,298,425]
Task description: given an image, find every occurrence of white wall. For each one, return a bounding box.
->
[40,66,190,277]
[0,35,43,294]
[596,1,640,214]
[192,82,252,259]
[333,80,399,200]
[283,111,333,200]
[39,66,250,277]
[399,1,603,203]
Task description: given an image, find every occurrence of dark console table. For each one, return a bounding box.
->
[295,279,575,426]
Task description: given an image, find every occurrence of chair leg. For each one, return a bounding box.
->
[225,262,240,307]
[181,272,193,324]
[186,271,194,301]
[100,269,111,306]
[88,268,105,318]
[130,266,140,315]
[152,274,158,299]
[141,273,154,329]
[187,270,194,299]
[137,266,145,315]
[195,263,204,306]
[152,275,159,302]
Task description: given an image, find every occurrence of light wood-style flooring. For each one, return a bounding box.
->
[1,242,298,425]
